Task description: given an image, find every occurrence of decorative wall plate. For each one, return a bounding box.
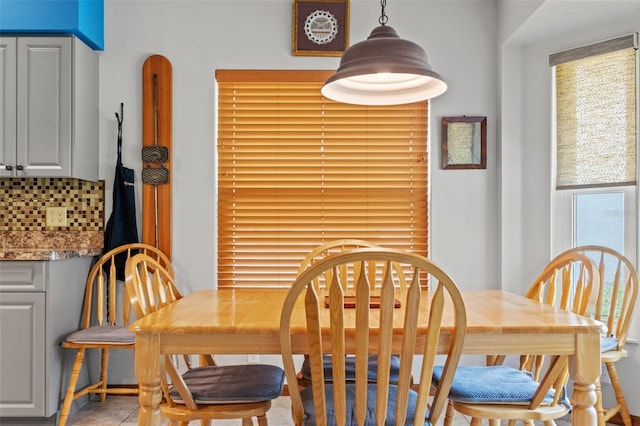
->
[293,0,349,56]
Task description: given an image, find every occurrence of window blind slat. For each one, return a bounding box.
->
[216,70,429,288]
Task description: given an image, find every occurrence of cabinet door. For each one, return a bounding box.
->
[16,37,72,177]
[0,37,16,177]
[0,292,46,416]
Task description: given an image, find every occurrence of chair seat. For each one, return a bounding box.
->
[299,354,401,383]
[170,364,284,404]
[300,384,426,426]
[448,400,569,421]
[65,325,135,345]
[600,336,619,352]
[601,336,628,362]
[433,365,562,406]
[601,348,628,363]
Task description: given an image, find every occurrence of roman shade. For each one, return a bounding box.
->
[551,34,637,189]
[216,70,429,288]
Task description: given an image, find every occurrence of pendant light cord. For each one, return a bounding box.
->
[379,0,388,25]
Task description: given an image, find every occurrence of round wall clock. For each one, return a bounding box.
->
[303,10,339,45]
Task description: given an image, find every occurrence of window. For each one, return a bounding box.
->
[551,34,638,338]
[216,70,429,288]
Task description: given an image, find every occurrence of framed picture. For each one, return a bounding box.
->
[293,0,349,57]
[441,116,487,169]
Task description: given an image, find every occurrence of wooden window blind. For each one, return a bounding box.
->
[551,34,637,189]
[216,70,429,288]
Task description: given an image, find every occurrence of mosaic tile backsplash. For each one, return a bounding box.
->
[0,177,104,249]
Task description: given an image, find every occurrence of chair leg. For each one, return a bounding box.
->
[242,417,254,426]
[606,362,632,426]
[443,400,456,426]
[99,348,110,401]
[469,418,483,426]
[58,348,85,426]
[257,414,269,426]
[486,355,505,366]
[595,376,605,426]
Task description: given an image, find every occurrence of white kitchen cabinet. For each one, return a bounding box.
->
[0,257,93,419]
[0,36,98,180]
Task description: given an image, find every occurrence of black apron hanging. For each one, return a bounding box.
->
[103,103,139,280]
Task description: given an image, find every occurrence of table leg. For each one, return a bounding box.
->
[569,331,600,426]
[135,333,164,426]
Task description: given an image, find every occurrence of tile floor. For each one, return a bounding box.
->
[64,394,574,425]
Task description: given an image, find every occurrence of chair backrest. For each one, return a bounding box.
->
[554,245,639,350]
[298,239,408,291]
[124,252,182,319]
[80,243,173,329]
[520,251,600,405]
[526,251,599,316]
[281,247,467,425]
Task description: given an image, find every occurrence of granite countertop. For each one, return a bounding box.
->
[0,247,103,261]
[0,231,103,261]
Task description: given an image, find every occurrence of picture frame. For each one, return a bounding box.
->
[293,0,349,57]
[441,116,487,169]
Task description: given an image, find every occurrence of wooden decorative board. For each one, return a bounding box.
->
[142,55,172,259]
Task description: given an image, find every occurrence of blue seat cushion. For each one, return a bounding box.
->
[300,383,428,426]
[601,336,619,352]
[433,365,561,406]
[170,364,284,404]
[300,354,401,383]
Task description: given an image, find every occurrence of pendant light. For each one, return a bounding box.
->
[321,0,447,106]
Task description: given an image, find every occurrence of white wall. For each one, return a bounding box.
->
[499,0,640,416]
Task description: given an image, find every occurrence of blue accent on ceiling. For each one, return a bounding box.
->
[0,0,104,50]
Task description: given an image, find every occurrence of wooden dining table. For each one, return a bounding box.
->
[129,288,603,426]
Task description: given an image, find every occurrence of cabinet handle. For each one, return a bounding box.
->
[5,165,12,171]
[16,165,24,171]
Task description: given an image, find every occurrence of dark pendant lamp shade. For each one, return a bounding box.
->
[321,25,447,105]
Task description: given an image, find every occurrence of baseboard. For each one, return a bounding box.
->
[0,416,56,425]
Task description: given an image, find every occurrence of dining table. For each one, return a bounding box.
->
[129,288,603,426]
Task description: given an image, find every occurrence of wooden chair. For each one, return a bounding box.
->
[58,243,173,426]
[440,251,599,426]
[297,239,408,292]
[280,247,467,426]
[124,253,285,426]
[296,239,409,388]
[554,245,638,426]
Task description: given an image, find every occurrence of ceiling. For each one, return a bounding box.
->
[507,0,640,45]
